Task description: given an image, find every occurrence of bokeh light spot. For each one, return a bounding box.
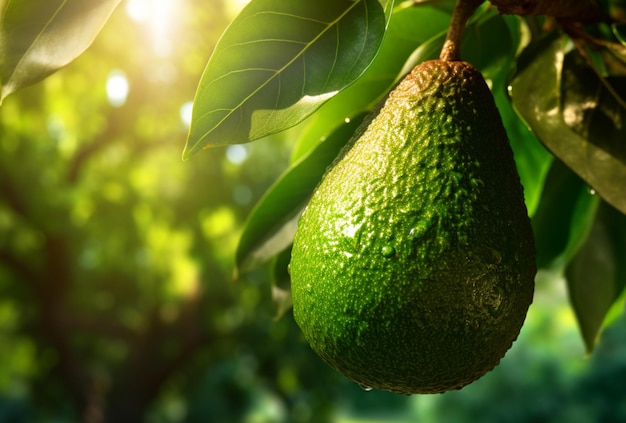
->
[180,101,193,127]
[106,70,129,107]
[226,145,248,165]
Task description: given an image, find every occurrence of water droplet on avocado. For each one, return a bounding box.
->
[359,383,373,391]
[380,245,395,258]
[409,220,432,240]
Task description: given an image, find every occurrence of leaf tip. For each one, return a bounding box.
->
[181,142,200,161]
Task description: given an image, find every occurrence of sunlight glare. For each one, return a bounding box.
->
[226,0,251,18]
[126,0,149,21]
[106,70,130,107]
[126,0,177,57]
[226,145,248,165]
[179,101,193,127]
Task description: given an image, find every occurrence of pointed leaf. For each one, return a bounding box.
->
[531,159,599,269]
[509,33,626,215]
[495,82,553,216]
[0,0,121,102]
[566,202,626,352]
[184,0,386,158]
[235,114,366,273]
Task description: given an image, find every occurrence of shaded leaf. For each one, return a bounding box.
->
[566,202,626,352]
[531,159,599,269]
[509,33,626,215]
[399,6,507,78]
[561,51,626,151]
[462,12,517,74]
[183,0,386,158]
[496,84,553,216]
[0,0,120,102]
[497,93,553,216]
[235,114,366,274]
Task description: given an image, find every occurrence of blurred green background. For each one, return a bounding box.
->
[1,0,625,422]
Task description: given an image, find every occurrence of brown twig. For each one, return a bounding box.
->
[489,0,608,22]
[440,0,485,61]
[560,20,626,109]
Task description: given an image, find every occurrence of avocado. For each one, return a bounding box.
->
[289,59,536,394]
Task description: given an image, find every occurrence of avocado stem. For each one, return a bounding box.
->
[440,0,484,62]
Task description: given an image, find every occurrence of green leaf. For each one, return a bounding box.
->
[398,4,498,76]
[290,4,452,162]
[509,33,626,216]
[0,0,121,102]
[496,83,553,217]
[183,0,386,158]
[531,159,600,270]
[566,202,626,352]
[235,114,366,274]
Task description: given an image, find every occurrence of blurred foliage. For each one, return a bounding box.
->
[0,0,626,422]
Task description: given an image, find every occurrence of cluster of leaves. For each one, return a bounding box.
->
[181,0,626,352]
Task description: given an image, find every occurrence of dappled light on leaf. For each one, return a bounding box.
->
[561,53,626,163]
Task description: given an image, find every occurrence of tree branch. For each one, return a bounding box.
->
[0,247,40,283]
[67,313,139,343]
[0,164,32,222]
[489,0,608,22]
[440,0,484,61]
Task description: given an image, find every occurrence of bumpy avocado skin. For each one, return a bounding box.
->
[289,60,536,394]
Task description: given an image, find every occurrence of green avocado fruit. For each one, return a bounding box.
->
[289,60,536,394]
